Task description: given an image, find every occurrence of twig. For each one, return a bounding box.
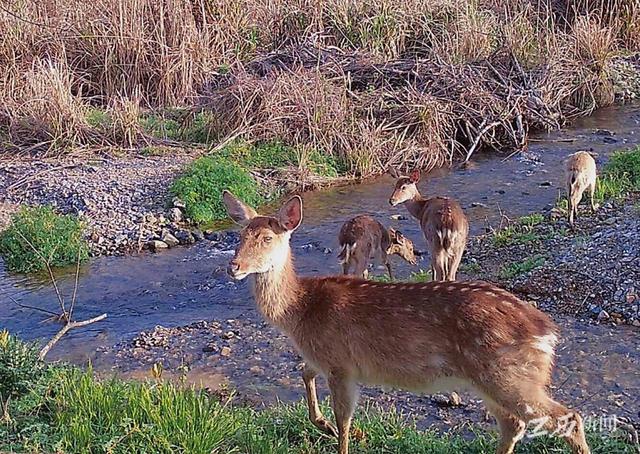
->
[38,314,107,360]
[68,247,82,320]
[6,295,60,318]
[14,230,67,319]
[464,121,501,162]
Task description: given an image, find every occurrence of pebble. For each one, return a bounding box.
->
[148,240,169,251]
[168,208,183,222]
[162,232,180,247]
[220,347,232,357]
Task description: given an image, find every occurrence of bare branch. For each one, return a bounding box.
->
[38,314,107,361]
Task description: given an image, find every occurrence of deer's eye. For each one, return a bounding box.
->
[263,236,273,243]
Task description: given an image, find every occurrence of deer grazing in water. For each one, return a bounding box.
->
[388,169,469,281]
[338,215,417,279]
[222,190,590,454]
[565,151,598,226]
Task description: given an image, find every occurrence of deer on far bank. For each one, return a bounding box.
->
[565,151,598,226]
[222,190,590,454]
[388,169,469,281]
[338,215,417,280]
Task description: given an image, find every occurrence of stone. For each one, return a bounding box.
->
[250,365,263,374]
[169,208,183,223]
[390,214,407,220]
[597,310,610,321]
[431,393,461,407]
[632,320,640,328]
[148,240,168,251]
[222,331,235,340]
[470,202,487,208]
[172,197,186,209]
[161,232,179,247]
[192,229,205,241]
[220,346,231,357]
[202,344,218,353]
[175,230,196,245]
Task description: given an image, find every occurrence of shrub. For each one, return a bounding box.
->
[0,331,45,402]
[218,140,297,169]
[170,156,264,224]
[0,206,89,273]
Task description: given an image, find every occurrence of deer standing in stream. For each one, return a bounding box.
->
[338,215,417,279]
[565,151,598,226]
[222,190,590,454]
[388,169,469,281]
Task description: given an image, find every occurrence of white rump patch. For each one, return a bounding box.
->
[532,334,558,355]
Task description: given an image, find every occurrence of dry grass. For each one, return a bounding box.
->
[0,0,638,168]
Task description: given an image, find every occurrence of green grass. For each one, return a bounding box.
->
[371,269,432,283]
[0,332,634,453]
[170,156,265,224]
[499,255,546,279]
[219,140,298,169]
[170,140,348,225]
[459,261,482,274]
[0,206,89,273]
[492,214,545,247]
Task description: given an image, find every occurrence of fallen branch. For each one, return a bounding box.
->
[38,313,107,360]
[464,121,501,162]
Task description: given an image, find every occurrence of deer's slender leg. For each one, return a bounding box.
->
[328,371,358,454]
[302,364,338,437]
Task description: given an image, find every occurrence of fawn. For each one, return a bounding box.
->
[565,151,598,226]
[388,169,469,281]
[338,215,417,279]
[223,190,590,454]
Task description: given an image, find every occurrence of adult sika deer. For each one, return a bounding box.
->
[338,215,417,279]
[565,151,598,226]
[389,169,469,281]
[222,190,590,454]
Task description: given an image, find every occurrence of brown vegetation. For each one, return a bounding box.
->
[0,0,638,172]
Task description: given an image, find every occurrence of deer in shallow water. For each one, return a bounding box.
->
[222,190,590,454]
[565,151,598,226]
[388,169,469,281]
[338,215,417,279]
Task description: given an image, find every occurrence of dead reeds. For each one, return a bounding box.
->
[0,0,637,168]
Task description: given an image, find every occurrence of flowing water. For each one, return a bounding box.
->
[1,104,639,421]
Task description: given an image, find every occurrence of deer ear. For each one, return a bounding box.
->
[395,230,405,242]
[409,169,421,183]
[277,195,303,231]
[222,190,257,225]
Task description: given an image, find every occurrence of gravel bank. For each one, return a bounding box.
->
[0,153,198,256]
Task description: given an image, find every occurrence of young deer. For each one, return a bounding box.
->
[338,215,417,279]
[388,169,469,281]
[223,190,590,454]
[565,151,598,226]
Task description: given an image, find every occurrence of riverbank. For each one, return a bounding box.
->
[1,332,636,453]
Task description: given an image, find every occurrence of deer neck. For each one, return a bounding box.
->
[404,193,427,220]
[251,250,301,329]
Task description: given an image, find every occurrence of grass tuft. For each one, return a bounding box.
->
[170,156,265,225]
[499,255,546,279]
[0,206,89,273]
